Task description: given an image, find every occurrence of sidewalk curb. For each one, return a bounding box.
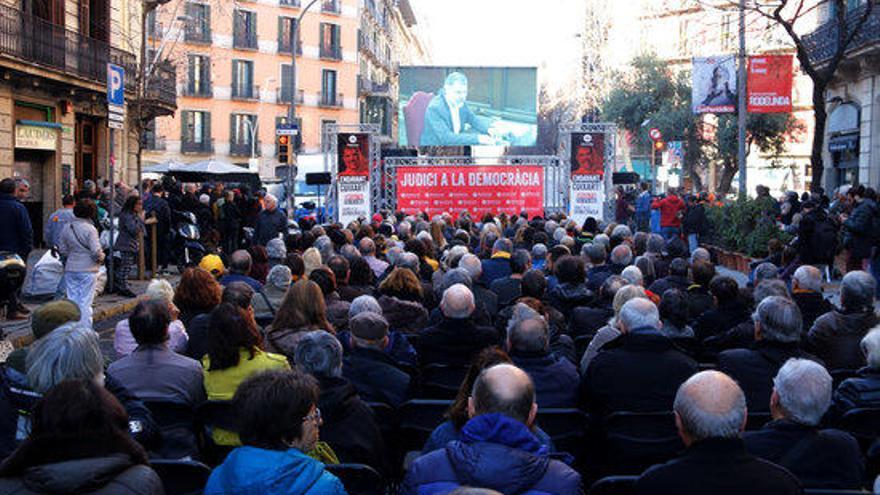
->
[93,298,140,322]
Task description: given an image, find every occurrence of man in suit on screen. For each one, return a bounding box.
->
[420,72,500,147]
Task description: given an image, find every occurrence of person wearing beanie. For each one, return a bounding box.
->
[342,312,411,407]
[5,299,81,373]
[252,265,292,326]
[199,254,226,279]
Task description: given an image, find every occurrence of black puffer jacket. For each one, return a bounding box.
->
[378,295,429,334]
[0,454,163,495]
[316,376,388,475]
[807,309,879,370]
[829,367,880,420]
[843,198,879,259]
[547,283,593,319]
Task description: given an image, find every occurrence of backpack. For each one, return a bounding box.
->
[811,217,839,262]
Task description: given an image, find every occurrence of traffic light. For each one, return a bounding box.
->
[653,140,665,163]
[277,134,290,164]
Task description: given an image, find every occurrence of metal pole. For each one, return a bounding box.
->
[737,0,747,197]
[108,129,116,292]
[651,149,657,194]
[286,0,321,220]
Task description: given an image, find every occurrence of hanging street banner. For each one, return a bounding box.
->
[396,165,544,218]
[665,141,684,167]
[747,55,793,114]
[569,131,606,225]
[336,133,371,225]
[692,56,737,114]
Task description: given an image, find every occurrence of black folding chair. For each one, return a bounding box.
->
[419,364,467,399]
[150,459,212,495]
[602,411,683,475]
[144,400,198,460]
[746,412,772,431]
[574,334,594,361]
[325,463,385,495]
[830,369,859,389]
[535,408,586,458]
[588,475,638,495]
[195,400,239,466]
[397,399,452,460]
[837,407,880,441]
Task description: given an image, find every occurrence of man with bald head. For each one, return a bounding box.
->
[636,371,802,495]
[582,298,697,417]
[402,364,582,495]
[219,249,262,291]
[507,310,579,407]
[417,284,499,367]
[791,265,833,331]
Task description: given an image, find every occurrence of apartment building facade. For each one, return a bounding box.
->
[143,0,362,178]
[0,0,173,245]
[805,0,880,190]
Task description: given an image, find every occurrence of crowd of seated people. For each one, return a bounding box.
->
[1,209,879,494]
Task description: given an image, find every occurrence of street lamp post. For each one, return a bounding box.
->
[286,0,322,220]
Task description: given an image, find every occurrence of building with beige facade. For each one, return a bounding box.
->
[0,0,173,245]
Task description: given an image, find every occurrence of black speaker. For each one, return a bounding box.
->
[305,172,332,185]
[612,172,641,185]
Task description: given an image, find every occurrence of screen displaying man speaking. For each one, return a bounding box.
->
[399,66,537,147]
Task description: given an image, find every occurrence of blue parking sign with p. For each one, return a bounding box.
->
[107,64,125,106]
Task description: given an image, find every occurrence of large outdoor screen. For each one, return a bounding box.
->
[398,66,538,147]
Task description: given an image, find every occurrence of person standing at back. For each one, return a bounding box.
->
[0,178,32,320]
[56,199,104,325]
[651,188,685,241]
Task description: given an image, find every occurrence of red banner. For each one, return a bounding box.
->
[747,55,793,113]
[396,166,544,218]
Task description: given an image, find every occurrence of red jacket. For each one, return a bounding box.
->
[651,194,685,228]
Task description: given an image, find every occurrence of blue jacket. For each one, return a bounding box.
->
[420,92,491,147]
[422,419,556,455]
[481,255,513,287]
[403,414,581,495]
[511,352,580,408]
[635,191,652,216]
[0,194,32,258]
[205,446,347,495]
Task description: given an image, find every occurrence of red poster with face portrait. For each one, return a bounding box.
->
[337,133,370,176]
[570,132,605,177]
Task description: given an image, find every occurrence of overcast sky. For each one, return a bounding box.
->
[408,0,584,84]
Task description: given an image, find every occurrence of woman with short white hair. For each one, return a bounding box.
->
[114,278,189,357]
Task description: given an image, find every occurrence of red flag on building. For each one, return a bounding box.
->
[747,55,793,113]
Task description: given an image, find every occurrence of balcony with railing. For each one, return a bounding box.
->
[357,75,389,95]
[233,32,258,50]
[320,44,342,60]
[0,3,136,89]
[231,84,260,100]
[803,4,880,67]
[321,0,341,14]
[276,87,304,104]
[184,25,211,44]
[181,138,214,154]
[279,0,301,6]
[181,81,213,98]
[229,140,261,157]
[278,37,303,55]
[142,62,177,117]
[318,91,344,107]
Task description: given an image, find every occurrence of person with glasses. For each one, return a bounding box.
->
[204,369,347,495]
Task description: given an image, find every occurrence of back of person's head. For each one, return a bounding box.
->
[520,269,547,299]
[709,276,740,305]
[646,234,665,254]
[233,369,320,451]
[145,278,175,306]
[395,252,421,274]
[174,267,222,313]
[266,265,293,290]
[129,299,171,347]
[230,250,253,274]
[308,267,337,297]
[617,298,660,332]
[441,283,475,319]
[285,253,306,280]
[659,289,689,329]
[792,265,822,293]
[222,281,255,311]
[531,243,547,260]
[584,243,606,265]
[348,256,375,286]
[326,255,350,286]
[668,258,689,278]
[207,303,262,371]
[862,327,880,369]
[598,275,626,303]
[612,284,647,317]
[840,270,876,312]
[0,177,16,194]
[294,330,343,378]
[31,299,81,340]
[753,295,802,344]
[349,294,382,318]
[772,358,832,427]
[72,198,96,219]
[691,260,715,287]
[349,312,390,349]
[508,316,549,354]
[493,238,513,254]
[555,255,585,285]
[302,247,322,275]
[272,279,331,333]
[378,267,423,301]
[459,254,482,281]
[470,364,536,425]
[266,238,287,262]
[610,244,633,266]
[620,266,643,287]
[674,371,746,444]
[0,379,147,476]
[198,254,225,279]
[690,247,711,264]
[753,262,779,285]
[510,249,531,275]
[753,279,791,303]
[26,322,103,394]
[440,268,473,294]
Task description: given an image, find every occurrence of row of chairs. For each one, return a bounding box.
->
[587,475,871,495]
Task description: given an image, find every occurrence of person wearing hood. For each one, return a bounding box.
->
[402,363,582,495]
[294,330,388,476]
[808,270,878,370]
[547,255,593,319]
[252,265,292,326]
[418,284,499,367]
[204,369,346,495]
[0,380,163,495]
